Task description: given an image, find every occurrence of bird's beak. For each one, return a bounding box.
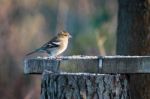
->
[69,34,72,38]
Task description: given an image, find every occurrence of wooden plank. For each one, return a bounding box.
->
[24,55,150,74]
[24,59,60,74]
[101,56,150,73]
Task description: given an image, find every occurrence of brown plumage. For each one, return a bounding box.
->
[26,31,72,56]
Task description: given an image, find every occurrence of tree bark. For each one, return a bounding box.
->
[117,0,150,99]
[117,0,150,55]
[41,72,129,99]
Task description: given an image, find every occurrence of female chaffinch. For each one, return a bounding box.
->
[26,31,72,56]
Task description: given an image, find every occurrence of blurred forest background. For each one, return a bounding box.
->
[0,0,117,99]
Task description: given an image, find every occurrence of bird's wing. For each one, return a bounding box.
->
[26,48,40,56]
[41,37,61,49]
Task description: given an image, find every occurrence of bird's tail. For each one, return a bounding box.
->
[26,48,40,56]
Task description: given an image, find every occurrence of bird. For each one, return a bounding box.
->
[26,31,72,57]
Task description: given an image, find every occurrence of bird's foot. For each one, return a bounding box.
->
[55,56,62,60]
[47,55,62,60]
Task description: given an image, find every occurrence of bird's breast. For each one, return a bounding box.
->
[51,39,68,56]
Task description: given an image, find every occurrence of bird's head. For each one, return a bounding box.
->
[58,31,72,39]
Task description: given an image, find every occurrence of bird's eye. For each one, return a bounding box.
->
[64,34,67,36]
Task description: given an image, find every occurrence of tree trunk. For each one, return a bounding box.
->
[117,0,150,99]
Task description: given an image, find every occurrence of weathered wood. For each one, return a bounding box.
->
[24,55,150,74]
[24,59,60,74]
[40,71,129,99]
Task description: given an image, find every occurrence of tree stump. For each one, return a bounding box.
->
[41,71,129,99]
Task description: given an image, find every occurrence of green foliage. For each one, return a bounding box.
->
[91,9,111,28]
[71,31,98,55]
